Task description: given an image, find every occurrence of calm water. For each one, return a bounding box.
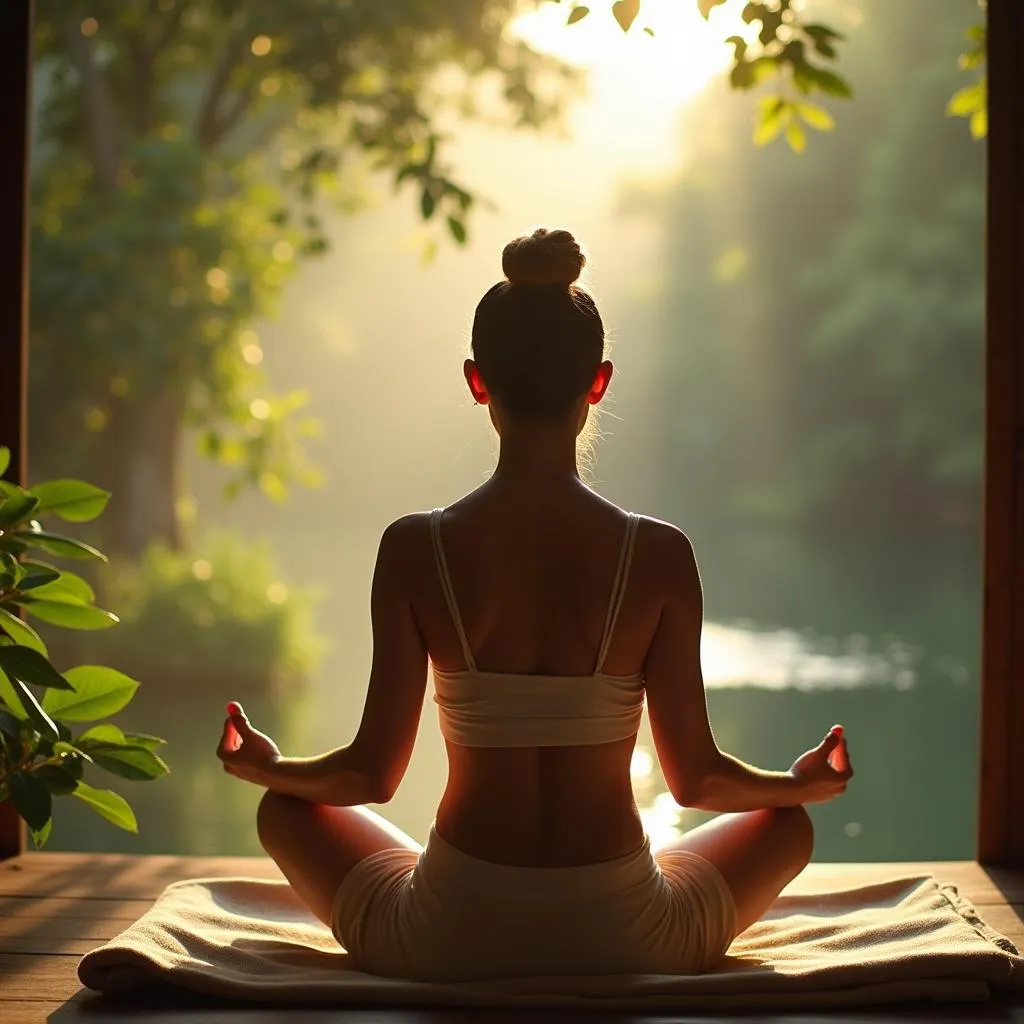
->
[46,525,981,863]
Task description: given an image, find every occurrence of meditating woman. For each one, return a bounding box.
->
[216,227,853,982]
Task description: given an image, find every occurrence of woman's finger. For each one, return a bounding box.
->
[216,719,240,760]
[229,710,257,744]
[215,719,231,759]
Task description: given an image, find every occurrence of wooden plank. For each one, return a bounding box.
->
[1,914,142,950]
[0,953,82,1001]
[1,934,112,955]
[982,903,1024,948]
[0,0,32,866]
[980,0,1024,868]
[0,896,154,921]
[1,853,1020,902]
[0,853,284,899]
[785,862,1024,904]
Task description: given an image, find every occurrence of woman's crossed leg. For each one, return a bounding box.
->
[255,792,419,928]
[659,804,814,937]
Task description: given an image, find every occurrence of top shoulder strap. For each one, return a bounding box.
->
[594,513,640,674]
[429,508,477,672]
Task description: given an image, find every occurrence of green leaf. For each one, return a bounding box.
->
[9,771,52,832]
[960,49,985,71]
[22,599,119,631]
[0,667,27,719]
[0,552,19,577]
[748,55,779,87]
[785,118,807,153]
[73,781,138,833]
[88,744,170,782]
[7,674,59,741]
[0,706,21,740]
[725,35,747,60]
[30,817,53,849]
[27,568,95,604]
[803,23,843,43]
[754,97,788,146]
[447,216,467,244]
[810,68,852,99]
[0,492,40,528]
[971,105,988,140]
[797,102,835,132]
[0,447,9,478]
[0,607,47,655]
[566,5,589,25]
[28,480,111,523]
[33,762,80,796]
[78,723,128,745]
[612,0,639,33]
[42,665,140,721]
[420,188,436,220]
[123,732,167,751]
[18,566,61,590]
[947,83,982,116]
[741,1,764,25]
[698,0,728,18]
[54,739,92,764]
[12,529,107,562]
[0,644,72,690]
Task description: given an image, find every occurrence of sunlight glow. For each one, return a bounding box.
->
[512,0,745,175]
[630,747,654,779]
[639,792,683,849]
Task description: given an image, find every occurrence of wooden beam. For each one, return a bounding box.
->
[0,0,31,861]
[979,0,1024,867]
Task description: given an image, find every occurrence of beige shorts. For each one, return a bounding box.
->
[331,828,737,982]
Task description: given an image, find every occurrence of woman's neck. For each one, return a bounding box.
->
[492,425,581,485]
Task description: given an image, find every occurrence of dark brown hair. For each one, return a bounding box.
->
[470,228,605,420]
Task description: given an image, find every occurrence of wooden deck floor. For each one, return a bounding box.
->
[0,853,1022,1023]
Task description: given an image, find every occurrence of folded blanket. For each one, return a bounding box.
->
[78,873,1023,1010]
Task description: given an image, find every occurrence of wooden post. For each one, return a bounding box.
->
[978,0,1024,867]
[0,0,31,860]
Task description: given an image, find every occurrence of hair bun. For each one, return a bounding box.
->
[502,228,585,287]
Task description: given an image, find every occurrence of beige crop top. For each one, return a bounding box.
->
[429,508,645,748]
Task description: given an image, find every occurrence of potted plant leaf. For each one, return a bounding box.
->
[0,445,168,847]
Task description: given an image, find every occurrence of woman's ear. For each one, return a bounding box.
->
[464,359,489,405]
[586,360,614,406]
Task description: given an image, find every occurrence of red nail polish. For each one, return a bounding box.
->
[226,701,242,716]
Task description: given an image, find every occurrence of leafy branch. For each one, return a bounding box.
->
[0,446,168,847]
[561,0,987,150]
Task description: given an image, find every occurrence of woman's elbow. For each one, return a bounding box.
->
[668,775,708,809]
[357,763,400,805]
[368,773,398,805]
[666,757,722,810]
[320,766,395,806]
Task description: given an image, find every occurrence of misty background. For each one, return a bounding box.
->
[24,0,982,860]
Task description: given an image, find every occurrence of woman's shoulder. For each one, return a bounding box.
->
[381,510,433,537]
[632,512,694,550]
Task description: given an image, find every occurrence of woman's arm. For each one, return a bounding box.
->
[218,515,430,805]
[643,524,850,812]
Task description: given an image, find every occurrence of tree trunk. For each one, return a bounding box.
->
[103,390,184,557]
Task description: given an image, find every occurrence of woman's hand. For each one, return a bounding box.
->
[216,701,281,787]
[789,724,853,804]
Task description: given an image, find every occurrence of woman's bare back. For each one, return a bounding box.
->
[405,478,668,866]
